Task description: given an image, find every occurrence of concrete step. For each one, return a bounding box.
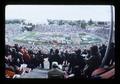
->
[20,68,48,78]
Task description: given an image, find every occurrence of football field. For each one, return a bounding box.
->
[13,31,105,51]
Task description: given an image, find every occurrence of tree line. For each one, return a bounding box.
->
[47,19,95,29]
[6,19,24,24]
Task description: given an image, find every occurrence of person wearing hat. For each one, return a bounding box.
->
[48,61,66,79]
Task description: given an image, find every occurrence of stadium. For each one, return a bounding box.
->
[5,5,115,79]
[6,22,108,53]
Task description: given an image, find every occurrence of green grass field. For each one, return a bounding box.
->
[13,31,105,47]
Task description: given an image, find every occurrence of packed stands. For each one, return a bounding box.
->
[5,42,115,79]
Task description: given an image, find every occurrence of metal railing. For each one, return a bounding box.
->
[101,5,114,67]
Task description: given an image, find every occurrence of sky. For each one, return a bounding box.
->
[5,5,115,24]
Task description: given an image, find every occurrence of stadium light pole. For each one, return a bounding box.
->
[100,5,114,67]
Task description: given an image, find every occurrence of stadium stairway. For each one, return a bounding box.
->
[20,58,49,78]
[20,68,48,78]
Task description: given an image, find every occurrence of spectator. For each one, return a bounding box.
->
[5,54,21,77]
[48,49,54,69]
[72,49,86,78]
[60,51,65,65]
[84,45,101,78]
[48,61,66,79]
[36,50,44,68]
[52,49,62,65]
[14,44,19,52]
[11,48,22,67]
[67,53,75,74]
[64,50,69,65]
[86,49,90,58]
[27,49,36,69]
[20,47,31,67]
[99,44,107,60]
[5,45,11,56]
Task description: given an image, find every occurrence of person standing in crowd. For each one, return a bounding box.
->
[36,50,44,68]
[11,48,23,67]
[72,49,86,78]
[86,49,90,58]
[99,44,107,61]
[67,53,75,74]
[60,51,65,65]
[64,50,69,65]
[84,45,102,78]
[20,47,31,68]
[14,44,19,52]
[52,49,62,65]
[5,45,11,56]
[48,49,54,69]
[27,49,36,69]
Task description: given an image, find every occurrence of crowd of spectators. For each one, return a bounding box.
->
[35,24,82,33]
[5,21,114,79]
[5,42,115,79]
